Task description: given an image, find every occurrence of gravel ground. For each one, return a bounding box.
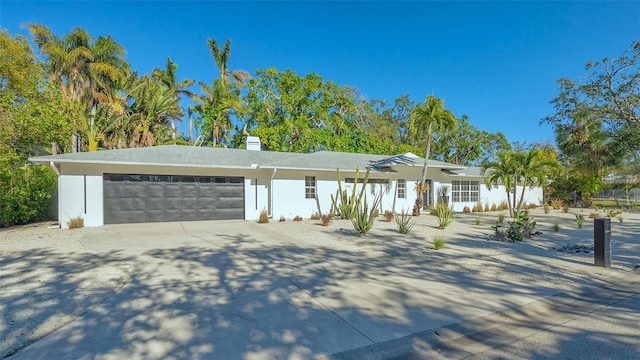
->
[1,208,638,359]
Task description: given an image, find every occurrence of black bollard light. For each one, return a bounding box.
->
[594,218,612,267]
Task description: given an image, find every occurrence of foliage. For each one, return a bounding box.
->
[605,208,623,218]
[239,68,395,154]
[484,202,490,212]
[310,212,321,220]
[383,210,394,222]
[436,203,454,229]
[68,216,84,229]
[463,206,471,213]
[552,222,560,232]
[350,191,382,236]
[475,218,481,225]
[293,215,302,221]
[258,209,269,223]
[0,165,57,227]
[575,214,584,229]
[437,185,450,204]
[431,115,511,166]
[482,148,561,217]
[498,200,509,211]
[543,41,640,173]
[618,215,624,223]
[490,203,497,211]
[589,211,601,219]
[409,95,456,215]
[544,204,550,214]
[499,211,538,241]
[279,216,285,222]
[331,167,371,219]
[550,198,564,210]
[433,236,445,250]
[498,212,505,224]
[395,210,415,234]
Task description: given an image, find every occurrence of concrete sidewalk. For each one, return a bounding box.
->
[7,221,638,359]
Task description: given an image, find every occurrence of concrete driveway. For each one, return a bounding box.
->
[6,220,638,359]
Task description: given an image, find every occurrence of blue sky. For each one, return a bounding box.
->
[1,1,639,146]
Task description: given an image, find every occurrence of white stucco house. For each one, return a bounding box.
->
[29,138,543,228]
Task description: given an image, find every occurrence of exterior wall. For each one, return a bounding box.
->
[55,161,545,227]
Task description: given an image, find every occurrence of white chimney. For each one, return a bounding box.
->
[246,136,261,151]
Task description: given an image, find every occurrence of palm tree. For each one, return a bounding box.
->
[408,95,457,215]
[207,38,251,88]
[27,24,128,151]
[482,151,518,217]
[512,149,560,213]
[152,57,195,139]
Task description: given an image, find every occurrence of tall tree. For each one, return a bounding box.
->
[408,95,457,215]
[152,57,195,139]
[481,151,518,217]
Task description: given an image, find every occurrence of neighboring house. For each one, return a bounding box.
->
[29,137,543,228]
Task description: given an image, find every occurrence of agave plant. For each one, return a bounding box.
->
[351,191,382,236]
[331,167,371,219]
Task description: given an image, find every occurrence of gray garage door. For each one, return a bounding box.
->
[103,174,244,224]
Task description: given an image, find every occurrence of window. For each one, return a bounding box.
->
[305,176,316,199]
[345,178,389,184]
[451,180,479,203]
[397,179,406,199]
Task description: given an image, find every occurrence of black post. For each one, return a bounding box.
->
[594,218,611,267]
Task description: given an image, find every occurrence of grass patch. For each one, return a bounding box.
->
[67,216,84,229]
[258,209,269,224]
[433,236,445,250]
[552,222,560,231]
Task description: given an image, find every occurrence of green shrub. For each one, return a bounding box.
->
[433,236,445,250]
[498,212,505,224]
[575,214,584,229]
[550,198,564,210]
[351,192,382,236]
[475,218,481,225]
[552,222,560,231]
[258,209,269,223]
[436,203,454,229]
[0,164,57,227]
[395,210,415,234]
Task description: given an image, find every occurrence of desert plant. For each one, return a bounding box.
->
[475,218,481,225]
[589,212,601,219]
[476,201,484,212]
[279,216,286,222]
[528,203,537,209]
[550,198,564,210]
[310,212,321,220]
[463,206,471,213]
[428,206,438,215]
[437,185,450,204]
[562,206,569,213]
[293,215,302,221]
[575,214,584,228]
[436,203,454,229]
[605,208,623,218]
[351,191,382,236]
[331,167,371,219]
[373,208,380,218]
[484,202,490,212]
[498,200,509,211]
[504,211,538,241]
[490,203,497,211]
[320,213,332,226]
[67,216,84,229]
[552,222,560,231]
[471,204,479,212]
[383,210,394,222]
[258,209,269,223]
[544,204,550,214]
[433,236,445,250]
[498,212,505,224]
[395,210,415,234]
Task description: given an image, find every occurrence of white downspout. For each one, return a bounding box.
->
[49,161,60,176]
[268,168,277,217]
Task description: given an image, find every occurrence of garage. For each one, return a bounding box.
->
[103,174,244,224]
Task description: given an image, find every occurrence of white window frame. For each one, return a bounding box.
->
[452,180,479,202]
[305,176,316,199]
[397,179,406,199]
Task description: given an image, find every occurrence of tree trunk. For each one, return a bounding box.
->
[516,180,528,213]
[506,188,513,218]
[415,124,433,216]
